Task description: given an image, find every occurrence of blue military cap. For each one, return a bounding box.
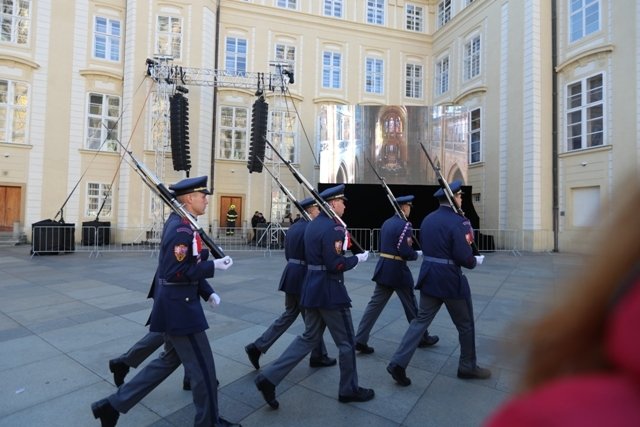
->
[299,197,318,209]
[433,180,463,199]
[169,176,212,196]
[319,184,347,201]
[395,195,414,205]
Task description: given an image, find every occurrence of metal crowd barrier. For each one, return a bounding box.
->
[30,224,539,257]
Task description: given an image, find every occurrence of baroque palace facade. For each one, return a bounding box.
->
[0,0,638,252]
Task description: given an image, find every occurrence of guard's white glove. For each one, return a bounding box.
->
[356,251,369,263]
[214,256,233,270]
[416,250,423,257]
[208,293,221,308]
[474,255,485,265]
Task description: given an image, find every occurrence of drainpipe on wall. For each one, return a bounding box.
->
[551,0,560,252]
[209,0,221,234]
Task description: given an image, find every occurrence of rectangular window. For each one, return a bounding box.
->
[366,0,385,25]
[365,57,384,94]
[94,16,121,61]
[156,15,182,59]
[86,182,112,217]
[405,63,422,98]
[268,110,297,163]
[0,0,30,44]
[405,4,424,32]
[566,73,604,151]
[463,35,481,81]
[0,79,28,144]
[86,93,120,151]
[324,0,343,18]
[435,56,449,95]
[277,0,297,9]
[219,106,248,160]
[469,108,481,163]
[437,0,452,29]
[225,36,247,76]
[569,0,600,43]
[275,43,295,63]
[322,51,342,89]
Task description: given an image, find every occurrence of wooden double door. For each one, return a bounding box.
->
[0,186,22,231]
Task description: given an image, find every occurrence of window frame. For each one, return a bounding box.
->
[85,92,121,151]
[569,0,600,43]
[469,107,481,164]
[404,63,423,99]
[366,0,385,26]
[437,0,452,29]
[323,0,343,18]
[321,50,342,89]
[565,73,604,152]
[0,78,29,144]
[435,55,450,96]
[277,0,297,10]
[155,15,183,59]
[225,36,248,76]
[365,57,384,95]
[405,3,424,32]
[463,34,481,81]
[218,105,249,161]
[93,16,121,62]
[86,182,113,218]
[0,0,31,45]
[267,108,298,164]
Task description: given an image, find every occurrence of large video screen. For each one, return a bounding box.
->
[318,105,470,186]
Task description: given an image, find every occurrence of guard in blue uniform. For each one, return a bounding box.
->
[387,181,491,387]
[91,176,240,427]
[244,197,336,369]
[355,195,439,354]
[255,185,375,408]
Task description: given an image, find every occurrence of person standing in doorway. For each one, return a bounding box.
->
[226,204,238,236]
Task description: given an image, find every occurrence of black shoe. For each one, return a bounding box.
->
[183,378,191,391]
[338,387,375,403]
[387,363,411,387]
[418,335,440,348]
[457,366,492,380]
[355,342,374,354]
[255,375,279,409]
[309,355,337,368]
[216,416,242,427]
[91,398,119,427]
[245,343,261,370]
[108,359,129,387]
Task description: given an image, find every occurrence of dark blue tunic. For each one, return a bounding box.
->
[300,212,358,309]
[278,218,309,295]
[149,212,215,335]
[372,215,418,289]
[415,205,477,299]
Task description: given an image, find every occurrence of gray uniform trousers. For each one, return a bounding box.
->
[253,292,328,359]
[108,331,219,427]
[390,293,477,371]
[261,306,359,396]
[117,331,190,382]
[355,283,427,345]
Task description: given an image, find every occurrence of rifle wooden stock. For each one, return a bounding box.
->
[418,142,480,256]
[265,139,365,254]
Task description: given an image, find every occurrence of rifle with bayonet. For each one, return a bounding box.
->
[366,157,421,250]
[117,145,226,259]
[265,139,365,254]
[258,158,311,222]
[418,141,480,255]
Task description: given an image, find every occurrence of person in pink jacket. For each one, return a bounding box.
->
[485,182,640,427]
